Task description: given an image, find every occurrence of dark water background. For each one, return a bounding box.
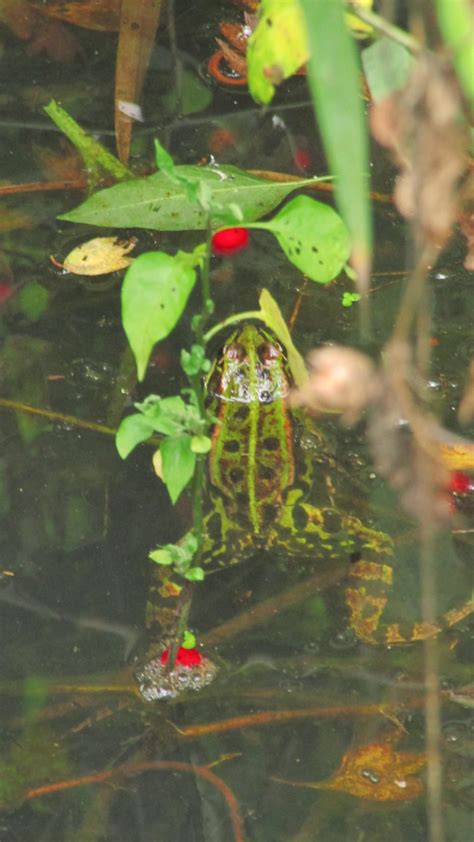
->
[0,2,472,840]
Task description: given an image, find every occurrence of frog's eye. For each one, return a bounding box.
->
[225,342,245,362]
[258,342,280,365]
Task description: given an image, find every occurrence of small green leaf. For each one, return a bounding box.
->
[18,282,49,321]
[116,413,155,458]
[362,37,413,103]
[249,195,350,283]
[191,435,212,454]
[160,435,196,504]
[122,251,197,380]
[182,630,197,648]
[136,395,192,435]
[154,139,175,174]
[341,291,361,308]
[149,548,174,565]
[185,567,205,582]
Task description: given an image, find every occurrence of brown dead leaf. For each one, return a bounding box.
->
[1,0,81,62]
[33,140,84,183]
[370,57,468,249]
[31,0,121,31]
[0,206,36,231]
[115,0,164,164]
[459,206,474,272]
[273,731,425,802]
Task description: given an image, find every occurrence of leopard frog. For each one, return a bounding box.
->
[147,324,473,649]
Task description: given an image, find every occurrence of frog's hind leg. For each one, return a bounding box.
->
[344,523,474,644]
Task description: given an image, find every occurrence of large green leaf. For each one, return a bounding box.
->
[121,250,198,380]
[247,195,350,284]
[59,166,327,231]
[299,0,372,285]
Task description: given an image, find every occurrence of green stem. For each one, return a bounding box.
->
[345,2,422,54]
[204,311,263,343]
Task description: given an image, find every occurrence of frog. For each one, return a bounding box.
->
[145,323,473,652]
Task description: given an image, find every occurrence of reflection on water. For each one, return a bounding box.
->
[0,2,472,840]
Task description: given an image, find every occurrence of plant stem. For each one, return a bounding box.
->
[345,2,422,53]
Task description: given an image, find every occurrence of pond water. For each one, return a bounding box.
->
[0,2,473,841]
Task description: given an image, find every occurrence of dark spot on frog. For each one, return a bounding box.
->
[293,505,309,530]
[260,465,274,480]
[350,550,362,564]
[224,439,239,453]
[263,436,279,451]
[322,509,342,533]
[235,405,250,421]
[206,512,221,540]
[230,467,244,483]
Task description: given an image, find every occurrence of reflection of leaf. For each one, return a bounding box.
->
[273,732,425,802]
[62,236,136,276]
[115,0,164,163]
[161,71,213,117]
[60,165,325,230]
[31,0,121,31]
[44,100,131,189]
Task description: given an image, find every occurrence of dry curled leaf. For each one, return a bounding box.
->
[459,207,474,272]
[31,0,121,31]
[370,57,468,249]
[458,360,474,427]
[60,236,136,275]
[291,345,379,425]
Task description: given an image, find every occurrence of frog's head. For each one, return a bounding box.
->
[207,323,292,404]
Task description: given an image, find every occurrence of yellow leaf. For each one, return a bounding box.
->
[62,236,136,276]
[152,448,163,480]
[345,0,374,36]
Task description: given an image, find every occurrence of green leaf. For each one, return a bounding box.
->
[247,0,308,105]
[59,165,329,231]
[362,37,414,103]
[44,100,131,189]
[185,567,205,582]
[149,548,174,565]
[154,138,175,174]
[135,395,196,435]
[18,282,49,321]
[160,435,196,504]
[299,0,372,283]
[191,435,211,454]
[435,0,474,101]
[116,413,155,458]
[122,251,198,380]
[248,195,350,283]
[182,630,197,648]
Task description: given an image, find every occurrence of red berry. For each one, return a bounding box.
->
[0,283,14,303]
[212,227,250,256]
[449,471,473,494]
[160,646,203,667]
[293,147,313,172]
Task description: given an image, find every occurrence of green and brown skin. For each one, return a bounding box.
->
[148,325,472,646]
